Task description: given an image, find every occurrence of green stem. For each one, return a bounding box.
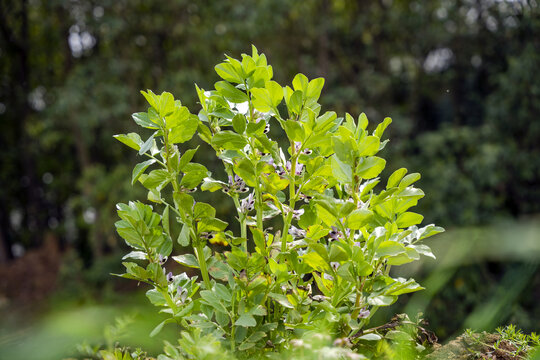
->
[195,242,212,290]
[230,289,236,352]
[232,196,247,253]
[281,155,297,253]
[350,279,365,320]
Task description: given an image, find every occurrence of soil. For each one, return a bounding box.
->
[426,332,526,360]
[0,234,61,307]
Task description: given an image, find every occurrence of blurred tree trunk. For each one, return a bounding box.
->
[0,0,47,255]
[317,0,330,78]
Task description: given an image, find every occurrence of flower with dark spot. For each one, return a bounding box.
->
[358,307,370,319]
[286,161,304,176]
[288,225,306,239]
[159,255,167,265]
[240,192,255,213]
[176,286,188,303]
[166,272,174,283]
[328,226,341,241]
[292,208,304,220]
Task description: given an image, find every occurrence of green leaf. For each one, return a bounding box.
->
[302,176,328,193]
[212,131,247,150]
[288,90,303,114]
[358,334,382,341]
[157,235,172,258]
[292,73,309,92]
[238,342,256,351]
[368,295,397,306]
[306,78,325,100]
[122,251,146,260]
[215,81,248,103]
[235,314,256,327]
[399,173,421,188]
[115,222,144,250]
[386,247,419,266]
[332,134,357,164]
[173,253,199,268]
[201,177,226,192]
[132,159,156,185]
[356,156,386,179]
[180,163,208,189]
[215,62,243,83]
[357,136,380,157]
[302,252,329,272]
[329,243,348,262]
[232,114,247,134]
[174,192,194,216]
[141,89,159,110]
[139,134,155,155]
[313,111,337,134]
[387,278,424,295]
[387,168,407,189]
[146,289,166,306]
[266,80,284,107]
[250,227,266,252]
[200,290,228,313]
[157,92,175,117]
[411,244,436,259]
[169,114,199,144]
[314,198,339,227]
[194,202,216,219]
[198,217,228,233]
[331,155,352,183]
[358,113,369,130]
[241,54,257,75]
[298,205,317,230]
[385,330,413,341]
[283,120,305,142]
[347,209,373,229]
[233,158,256,187]
[132,112,158,129]
[246,121,266,135]
[150,318,174,337]
[268,293,294,309]
[396,212,423,228]
[162,205,171,237]
[142,169,170,190]
[261,173,289,194]
[375,241,406,258]
[166,106,190,129]
[245,331,266,342]
[114,133,142,151]
[374,117,392,138]
[305,225,329,240]
[178,147,199,171]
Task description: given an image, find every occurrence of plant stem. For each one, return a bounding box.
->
[351,279,365,319]
[232,196,248,253]
[230,288,237,352]
[281,155,297,253]
[195,242,212,289]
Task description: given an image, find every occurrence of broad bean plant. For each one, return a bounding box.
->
[113,46,443,358]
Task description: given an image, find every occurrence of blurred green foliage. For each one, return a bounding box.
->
[0,0,539,343]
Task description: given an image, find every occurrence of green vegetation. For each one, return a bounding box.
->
[110,47,443,358]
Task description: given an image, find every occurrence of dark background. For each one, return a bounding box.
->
[0,0,539,355]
